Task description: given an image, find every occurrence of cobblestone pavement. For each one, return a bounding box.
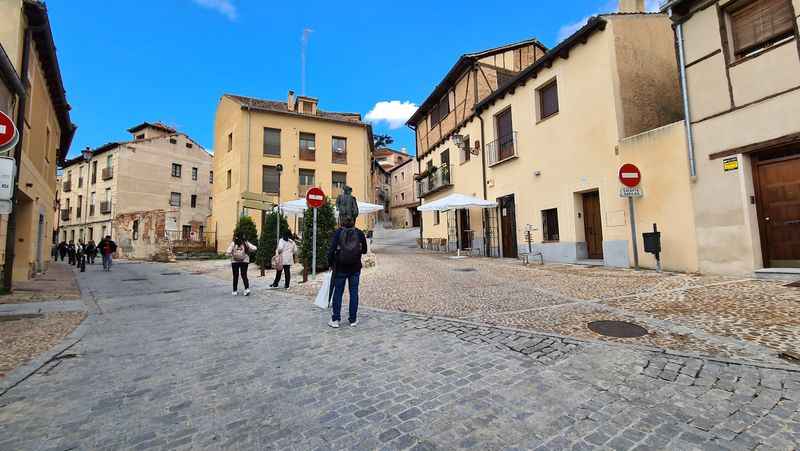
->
[1,261,798,450]
[0,261,82,304]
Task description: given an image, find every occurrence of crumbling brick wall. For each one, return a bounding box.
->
[113,210,174,262]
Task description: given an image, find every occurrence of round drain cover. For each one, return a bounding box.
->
[587,320,648,338]
[453,268,477,272]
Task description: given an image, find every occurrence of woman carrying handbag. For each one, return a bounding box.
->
[270,230,296,289]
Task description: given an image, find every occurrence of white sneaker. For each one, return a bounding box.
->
[244,289,251,296]
[350,321,358,327]
[232,291,238,296]
[328,320,340,329]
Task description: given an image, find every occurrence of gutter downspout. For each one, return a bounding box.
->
[408,124,423,249]
[478,114,490,257]
[672,8,697,179]
[2,27,34,291]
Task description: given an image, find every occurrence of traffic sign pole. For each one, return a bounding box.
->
[619,163,642,270]
[305,187,326,279]
[312,207,318,279]
[629,197,639,270]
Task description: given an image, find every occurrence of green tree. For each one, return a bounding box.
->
[373,134,394,148]
[256,211,290,269]
[233,215,258,249]
[300,200,336,272]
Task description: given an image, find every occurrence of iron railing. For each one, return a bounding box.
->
[60,208,70,221]
[487,131,518,167]
[62,180,72,192]
[100,201,112,214]
[416,164,453,198]
[102,167,113,180]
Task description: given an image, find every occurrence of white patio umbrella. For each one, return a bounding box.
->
[417,193,497,258]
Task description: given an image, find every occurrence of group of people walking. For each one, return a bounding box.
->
[225,215,367,328]
[56,236,117,272]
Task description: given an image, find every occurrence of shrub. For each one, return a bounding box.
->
[256,211,290,269]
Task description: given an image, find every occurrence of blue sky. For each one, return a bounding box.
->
[48,0,659,159]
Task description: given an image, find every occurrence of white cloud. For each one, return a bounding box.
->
[365,101,418,130]
[557,1,662,42]
[192,0,237,20]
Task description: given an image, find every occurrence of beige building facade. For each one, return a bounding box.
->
[411,10,701,272]
[57,123,213,260]
[0,0,75,282]
[212,92,373,251]
[663,0,800,275]
[388,159,420,228]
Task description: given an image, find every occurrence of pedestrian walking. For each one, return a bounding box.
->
[76,240,86,272]
[58,241,67,261]
[97,235,117,271]
[86,240,97,265]
[226,234,257,296]
[67,241,76,266]
[326,215,368,328]
[270,230,297,289]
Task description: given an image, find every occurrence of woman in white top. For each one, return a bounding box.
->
[270,230,297,289]
[226,234,257,296]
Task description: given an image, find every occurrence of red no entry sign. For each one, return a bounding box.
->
[619,164,641,188]
[0,111,17,151]
[306,186,326,209]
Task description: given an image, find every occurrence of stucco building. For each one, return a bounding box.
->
[212,91,374,251]
[0,0,75,282]
[662,0,800,275]
[57,122,213,260]
[410,4,699,271]
[388,159,420,228]
[374,147,411,171]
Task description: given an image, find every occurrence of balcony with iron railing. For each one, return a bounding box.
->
[102,167,113,180]
[62,180,72,192]
[60,208,71,222]
[416,164,453,198]
[487,131,518,167]
[100,201,112,214]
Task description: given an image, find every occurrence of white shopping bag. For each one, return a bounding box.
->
[314,272,333,309]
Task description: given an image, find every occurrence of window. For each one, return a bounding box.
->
[401,192,405,201]
[227,132,233,152]
[191,194,197,208]
[77,195,83,218]
[88,227,93,241]
[434,211,440,225]
[402,172,405,180]
[726,0,795,60]
[395,175,398,182]
[106,155,113,168]
[332,171,347,191]
[430,93,451,127]
[170,138,177,144]
[172,163,182,178]
[209,197,213,210]
[542,208,559,242]
[299,132,316,160]
[299,169,315,188]
[332,137,347,163]
[132,220,139,240]
[263,127,281,156]
[302,101,313,113]
[182,225,191,240]
[90,192,96,215]
[170,192,181,207]
[538,80,559,120]
[192,167,198,181]
[209,170,213,184]
[101,226,107,238]
[186,143,193,149]
[226,170,232,189]
[91,161,97,184]
[136,133,145,140]
[262,166,280,194]
[495,108,515,161]
[105,188,111,202]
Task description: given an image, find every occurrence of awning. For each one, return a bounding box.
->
[417,193,497,212]
[278,198,385,215]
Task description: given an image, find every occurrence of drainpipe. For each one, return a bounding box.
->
[672,8,697,179]
[2,26,34,291]
[478,114,490,257]
[408,124,423,248]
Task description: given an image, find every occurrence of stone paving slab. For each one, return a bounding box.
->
[0,261,798,450]
[0,262,81,305]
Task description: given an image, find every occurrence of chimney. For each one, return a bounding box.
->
[618,0,646,12]
[287,90,296,111]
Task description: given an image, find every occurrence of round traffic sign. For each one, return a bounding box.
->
[619,163,641,188]
[0,111,18,151]
[306,186,326,209]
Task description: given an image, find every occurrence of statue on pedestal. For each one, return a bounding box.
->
[335,185,359,225]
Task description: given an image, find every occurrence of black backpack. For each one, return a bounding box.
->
[336,228,362,267]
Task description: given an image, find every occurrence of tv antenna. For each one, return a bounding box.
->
[301,28,313,96]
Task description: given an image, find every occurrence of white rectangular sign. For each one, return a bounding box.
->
[0,157,16,201]
[619,186,643,198]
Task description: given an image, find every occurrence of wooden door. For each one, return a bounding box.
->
[756,155,800,267]
[459,209,471,250]
[582,191,604,259]
[499,195,518,258]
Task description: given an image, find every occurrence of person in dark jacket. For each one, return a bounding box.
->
[85,240,97,265]
[58,241,68,261]
[67,241,76,265]
[97,236,117,272]
[326,216,368,328]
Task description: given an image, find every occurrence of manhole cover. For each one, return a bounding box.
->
[785,281,800,288]
[123,278,147,282]
[453,268,477,272]
[587,320,648,338]
[160,272,181,276]
[0,314,44,322]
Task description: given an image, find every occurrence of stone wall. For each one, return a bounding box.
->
[113,210,174,262]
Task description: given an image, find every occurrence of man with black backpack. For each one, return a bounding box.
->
[326,215,368,328]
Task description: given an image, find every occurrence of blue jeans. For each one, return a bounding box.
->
[102,254,113,271]
[331,271,360,323]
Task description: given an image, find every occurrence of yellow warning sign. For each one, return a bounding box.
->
[723,157,739,172]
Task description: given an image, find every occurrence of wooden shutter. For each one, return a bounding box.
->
[262,166,280,194]
[730,0,795,57]
[540,81,559,119]
[496,109,513,139]
[263,128,280,156]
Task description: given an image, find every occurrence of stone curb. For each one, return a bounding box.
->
[0,312,97,397]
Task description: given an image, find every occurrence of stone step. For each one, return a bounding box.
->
[754,268,800,282]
